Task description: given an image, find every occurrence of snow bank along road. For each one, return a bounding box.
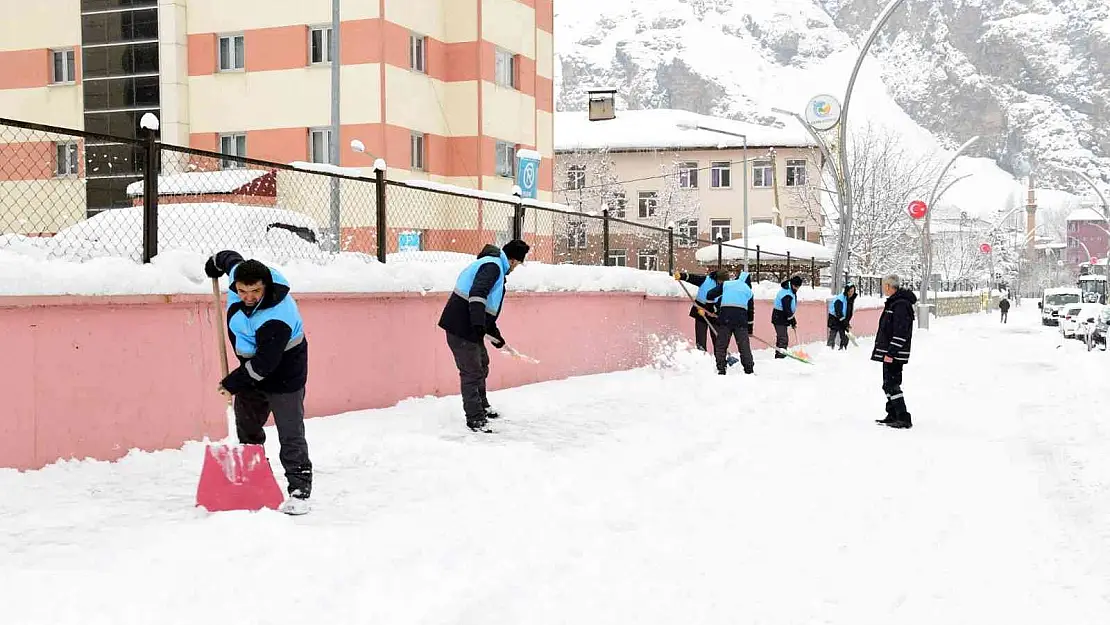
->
[3,307,1109,624]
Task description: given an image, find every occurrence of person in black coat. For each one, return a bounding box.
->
[674,269,724,351]
[871,274,917,429]
[705,271,756,375]
[998,296,1010,323]
[826,282,857,349]
[771,275,803,358]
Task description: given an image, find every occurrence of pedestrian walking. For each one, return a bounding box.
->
[205,250,313,514]
[872,274,917,429]
[705,271,755,375]
[674,269,723,351]
[438,240,530,433]
[771,275,802,358]
[827,282,857,349]
[999,296,1010,324]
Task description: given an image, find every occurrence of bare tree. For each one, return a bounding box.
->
[791,122,940,277]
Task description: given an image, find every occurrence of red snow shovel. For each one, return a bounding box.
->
[195,277,284,513]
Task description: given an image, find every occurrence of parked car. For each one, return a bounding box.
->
[1085,306,1110,351]
[1074,304,1106,346]
[1040,287,1083,325]
[1059,303,1086,338]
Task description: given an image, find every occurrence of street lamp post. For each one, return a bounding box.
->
[677,122,749,271]
[835,0,910,295]
[918,135,980,329]
[328,0,342,251]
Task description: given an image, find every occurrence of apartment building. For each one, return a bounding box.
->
[553,101,824,271]
[0,0,554,223]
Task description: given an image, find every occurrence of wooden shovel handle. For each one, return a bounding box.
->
[211,277,230,379]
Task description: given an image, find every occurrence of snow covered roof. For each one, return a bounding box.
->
[126,170,272,196]
[1066,207,1107,222]
[555,109,817,152]
[694,223,833,264]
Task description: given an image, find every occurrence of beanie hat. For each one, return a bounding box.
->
[502,239,530,262]
[789,275,803,289]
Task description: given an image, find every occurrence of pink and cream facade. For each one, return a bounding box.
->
[0,0,554,221]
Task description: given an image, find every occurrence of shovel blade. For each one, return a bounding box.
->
[195,443,284,512]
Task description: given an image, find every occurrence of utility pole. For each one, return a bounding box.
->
[328,0,342,251]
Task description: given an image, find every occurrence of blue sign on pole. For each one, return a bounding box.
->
[516,151,540,199]
[397,231,421,252]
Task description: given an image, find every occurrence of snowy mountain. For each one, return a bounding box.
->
[554,0,1109,218]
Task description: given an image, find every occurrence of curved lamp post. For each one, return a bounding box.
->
[834,0,910,294]
[918,135,980,328]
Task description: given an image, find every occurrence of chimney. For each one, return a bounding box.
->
[1026,174,1037,261]
[587,88,617,121]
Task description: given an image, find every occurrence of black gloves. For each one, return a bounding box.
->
[204,256,223,278]
[488,327,506,349]
[789,318,797,328]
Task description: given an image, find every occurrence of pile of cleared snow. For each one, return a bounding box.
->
[0,247,879,306]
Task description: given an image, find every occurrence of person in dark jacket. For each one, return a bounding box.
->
[706,271,755,375]
[998,296,1010,323]
[674,269,723,351]
[438,239,530,432]
[827,282,857,349]
[871,274,918,429]
[771,275,803,358]
[205,250,313,514]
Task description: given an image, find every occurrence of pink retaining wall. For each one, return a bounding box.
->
[0,293,881,470]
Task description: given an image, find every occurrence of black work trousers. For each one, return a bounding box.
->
[713,325,754,374]
[881,362,910,423]
[773,324,790,358]
[446,331,491,424]
[694,315,710,352]
[234,386,313,497]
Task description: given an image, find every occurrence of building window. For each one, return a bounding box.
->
[711,219,732,242]
[567,165,586,190]
[309,26,333,64]
[676,218,698,247]
[410,132,425,171]
[218,35,245,71]
[608,191,626,218]
[608,249,627,267]
[752,160,773,187]
[219,133,247,169]
[410,33,426,73]
[710,161,731,188]
[678,162,698,188]
[786,225,807,240]
[752,218,773,225]
[52,49,76,84]
[495,141,515,177]
[566,221,588,249]
[55,141,79,176]
[495,48,516,88]
[638,251,658,271]
[786,159,807,187]
[309,128,334,164]
[637,191,658,219]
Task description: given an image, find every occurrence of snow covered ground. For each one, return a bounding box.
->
[4,306,1109,624]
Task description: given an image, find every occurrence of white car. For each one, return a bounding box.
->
[1041,287,1082,325]
[1074,304,1106,343]
[1060,303,1086,338]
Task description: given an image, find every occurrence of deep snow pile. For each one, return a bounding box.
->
[3,307,1109,624]
[0,246,882,306]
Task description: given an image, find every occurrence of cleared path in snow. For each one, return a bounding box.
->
[3,306,1109,624]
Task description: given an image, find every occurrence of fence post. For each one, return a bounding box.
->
[786,251,792,280]
[810,256,816,287]
[512,193,524,241]
[716,236,723,271]
[602,208,611,266]
[755,245,761,282]
[141,127,159,263]
[667,226,674,274]
[375,166,387,263]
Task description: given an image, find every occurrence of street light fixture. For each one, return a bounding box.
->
[676,121,749,271]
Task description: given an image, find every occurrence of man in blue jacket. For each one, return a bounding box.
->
[826,282,857,349]
[706,271,756,375]
[205,250,312,514]
[674,269,723,351]
[439,239,530,432]
[771,275,803,358]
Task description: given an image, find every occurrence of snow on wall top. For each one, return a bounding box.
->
[694,224,833,263]
[125,170,271,196]
[1066,207,1107,222]
[554,110,816,152]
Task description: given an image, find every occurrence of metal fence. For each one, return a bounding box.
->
[0,115,832,283]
